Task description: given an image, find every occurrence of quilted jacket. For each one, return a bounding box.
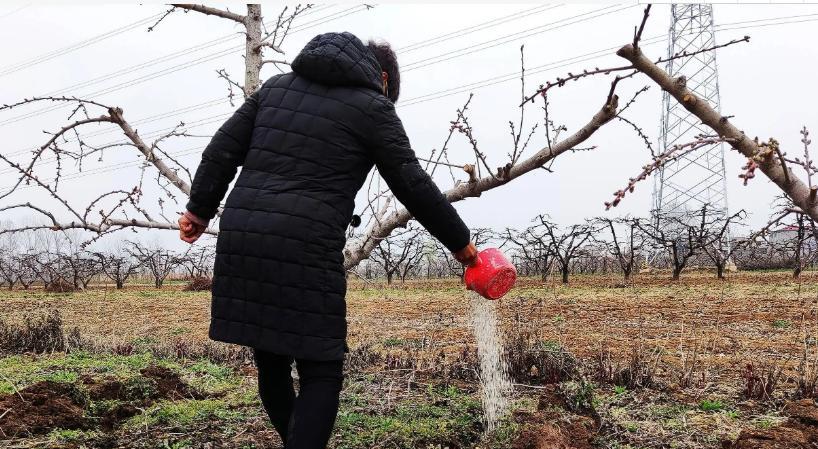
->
[186,32,470,361]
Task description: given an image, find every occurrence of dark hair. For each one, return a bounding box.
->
[367,40,400,103]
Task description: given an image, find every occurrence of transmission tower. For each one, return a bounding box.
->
[651,4,729,244]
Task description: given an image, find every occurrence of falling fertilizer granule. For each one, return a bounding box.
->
[468,290,512,432]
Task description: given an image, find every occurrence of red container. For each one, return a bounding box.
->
[464,248,517,300]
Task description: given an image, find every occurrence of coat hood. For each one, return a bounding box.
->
[291,32,383,95]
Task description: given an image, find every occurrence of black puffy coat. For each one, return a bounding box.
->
[186,32,470,361]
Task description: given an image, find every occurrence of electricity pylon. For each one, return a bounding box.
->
[651,4,730,254]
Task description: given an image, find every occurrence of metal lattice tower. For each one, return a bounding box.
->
[651,4,729,242]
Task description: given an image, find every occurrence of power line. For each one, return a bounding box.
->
[21,3,543,102]
[715,13,818,32]
[0,4,338,80]
[40,4,337,97]
[1,4,340,157]
[5,11,815,177]
[0,11,167,78]
[0,48,240,127]
[400,38,662,107]
[0,3,613,158]
[402,4,634,72]
[11,10,818,151]
[3,4,559,163]
[0,4,621,131]
[6,2,544,157]
[0,4,624,129]
[0,5,368,128]
[716,11,818,28]
[0,110,232,176]
[2,97,227,159]
[0,4,29,20]
[4,10,818,183]
[0,6,356,127]
[397,4,562,53]
[14,143,208,192]
[402,11,818,106]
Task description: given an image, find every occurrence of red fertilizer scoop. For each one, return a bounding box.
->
[464,248,517,300]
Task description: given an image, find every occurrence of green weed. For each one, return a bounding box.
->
[699,399,724,412]
[48,428,96,443]
[333,385,486,449]
[772,319,791,329]
[561,379,595,412]
[124,375,157,400]
[127,399,241,428]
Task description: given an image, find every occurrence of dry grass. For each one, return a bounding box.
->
[3,270,818,448]
[1,270,817,386]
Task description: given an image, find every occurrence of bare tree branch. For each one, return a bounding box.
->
[172,4,246,24]
[343,92,619,270]
[617,42,818,223]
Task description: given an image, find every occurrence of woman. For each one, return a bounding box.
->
[178,32,478,449]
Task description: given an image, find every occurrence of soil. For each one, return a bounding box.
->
[82,375,125,400]
[140,364,203,400]
[0,381,87,439]
[99,403,141,430]
[183,276,212,292]
[512,417,596,449]
[727,399,818,449]
[0,365,204,439]
[511,385,598,449]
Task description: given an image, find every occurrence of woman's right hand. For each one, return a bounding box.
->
[178,211,208,244]
[453,242,479,267]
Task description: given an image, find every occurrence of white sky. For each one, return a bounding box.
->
[1,2,817,250]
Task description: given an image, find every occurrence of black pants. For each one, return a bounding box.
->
[253,349,344,449]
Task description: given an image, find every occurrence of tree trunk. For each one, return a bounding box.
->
[794,265,803,279]
[561,266,569,284]
[716,263,725,280]
[244,4,262,96]
[672,266,682,280]
[116,279,124,289]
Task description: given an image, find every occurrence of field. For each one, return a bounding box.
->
[2,271,818,448]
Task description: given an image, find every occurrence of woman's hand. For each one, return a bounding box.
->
[453,242,479,267]
[178,211,208,244]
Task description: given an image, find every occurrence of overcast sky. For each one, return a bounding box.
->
[1,2,817,250]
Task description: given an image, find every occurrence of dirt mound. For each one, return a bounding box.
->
[728,400,818,449]
[0,381,86,438]
[183,276,212,291]
[99,403,140,430]
[512,386,597,449]
[140,365,202,400]
[785,400,818,427]
[82,375,125,401]
[44,279,76,293]
[0,365,206,439]
[512,417,596,449]
[729,426,810,449]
